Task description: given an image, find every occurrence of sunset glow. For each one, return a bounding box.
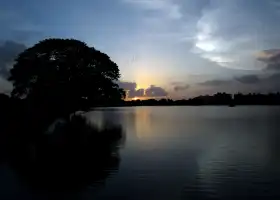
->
[1,0,280,98]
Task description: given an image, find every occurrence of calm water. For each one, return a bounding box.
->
[1,106,280,200]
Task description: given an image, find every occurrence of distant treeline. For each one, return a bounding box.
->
[121,92,280,106]
[1,92,280,110]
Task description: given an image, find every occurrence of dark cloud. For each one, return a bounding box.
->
[263,73,280,91]
[0,40,26,93]
[257,49,280,71]
[235,75,260,84]
[266,63,280,71]
[0,40,26,79]
[266,73,280,82]
[198,79,231,86]
[0,77,12,94]
[257,49,280,62]
[118,82,167,98]
[174,84,190,91]
[117,81,136,92]
[170,81,184,86]
[129,89,145,98]
[196,72,280,94]
[171,81,190,92]
[251,49,280,91]
[117,81,140,98]
[145,85,168,97]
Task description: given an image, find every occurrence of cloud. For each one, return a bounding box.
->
[256,49,280,62]
[0,40,26,79]
[118,81,168,98]
[200,54,234,67]
[198,75,261,88]
[120,0,280,97]
[235,75,260,84]
[257,49,280,71]
[174,84,190,91]
[191,0,280,70]
[0,40,26,94]
[130,88,145,97]
[171,81,190,91]
[170,81,184,86]
[195,71,280,94]
[0,77,13,94]
[198,79,232,86]
[117,81,137,92]
[266,73,280,81]
[262,73,280,91]
[117,81,143,98]
[266,63,280,71]
[121,0,191,45]
[123,0,182,20]
[145,85,167,97]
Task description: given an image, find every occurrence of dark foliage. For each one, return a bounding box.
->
[0,98,125,192]
[8,38,125,119]
[119,92,280,106]
[0,38,127,194]
[233,93,280,105]
[10,115,125,192]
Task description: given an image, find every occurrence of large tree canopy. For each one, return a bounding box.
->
[9,38,125,117]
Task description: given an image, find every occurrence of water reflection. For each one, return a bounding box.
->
[87,106,280,200]
[7,107,277,199]
[134,107,153,139]
[0,115,126,199]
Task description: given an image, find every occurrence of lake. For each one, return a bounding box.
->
[1,106,280,199]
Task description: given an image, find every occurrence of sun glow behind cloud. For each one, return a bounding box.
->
[196,41,216,52]
[2,0,280,98]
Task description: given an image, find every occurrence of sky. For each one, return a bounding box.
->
[1,0,280,99]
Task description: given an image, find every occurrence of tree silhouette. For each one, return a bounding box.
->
[9,39,125,119]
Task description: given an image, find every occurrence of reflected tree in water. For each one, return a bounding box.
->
[9,115,125,192]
